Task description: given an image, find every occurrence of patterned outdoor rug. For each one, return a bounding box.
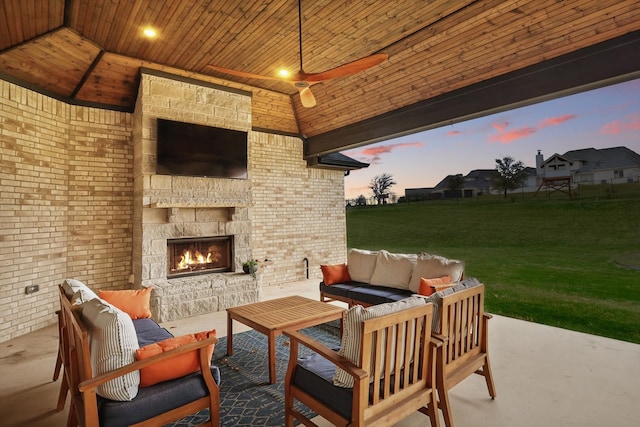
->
[166,321,341,427]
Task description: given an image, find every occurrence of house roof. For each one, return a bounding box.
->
[1,1,640,160]
[561,147,640,173]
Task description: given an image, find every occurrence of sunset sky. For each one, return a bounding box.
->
[342,78,640,201]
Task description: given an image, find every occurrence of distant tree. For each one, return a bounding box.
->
[493,156,528,198]
[369,173,396,205]
[447,174,465,198]
[356,194,367,206]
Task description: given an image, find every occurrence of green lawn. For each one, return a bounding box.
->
[346,186,640,343]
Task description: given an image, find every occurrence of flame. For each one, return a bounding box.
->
[177,250,214,270]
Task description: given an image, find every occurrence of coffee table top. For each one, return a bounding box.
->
[227,295,344,331]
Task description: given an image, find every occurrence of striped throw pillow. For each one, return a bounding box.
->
[81,298,140,401]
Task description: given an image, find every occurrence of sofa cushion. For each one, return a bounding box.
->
[135,330,217,387]
[98,287,153,320]
[81,298,140,401]
[369,250,416,289]
[408,254,464,293]
[418,275,452,296]
[320,263,351,285]
[97,367,221,427]
[347,284,413,306]
[320,281,362,299]
[346,249,378,283]
[334,296,426,387]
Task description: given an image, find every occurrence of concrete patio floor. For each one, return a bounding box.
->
[1,279,638,427]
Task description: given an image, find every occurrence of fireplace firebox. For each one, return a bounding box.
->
[167,236,233,278]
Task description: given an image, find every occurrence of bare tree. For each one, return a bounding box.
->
[369,173,396,204]
[493,156,528,198]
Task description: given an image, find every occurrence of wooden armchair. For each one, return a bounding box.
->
[434,284,496,427]
[58,285,220,427]
[284,302,440,427]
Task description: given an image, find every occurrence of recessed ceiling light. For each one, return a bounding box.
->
[278,69,290,78]
[143,27,157,38]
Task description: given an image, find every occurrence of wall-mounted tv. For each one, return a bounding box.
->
[156,118,248,179]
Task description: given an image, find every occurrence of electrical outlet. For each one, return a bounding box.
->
[25,285,39,294]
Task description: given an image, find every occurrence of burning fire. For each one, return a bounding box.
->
[176,249,221,271]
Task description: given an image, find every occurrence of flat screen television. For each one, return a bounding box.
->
[156,118,248,179]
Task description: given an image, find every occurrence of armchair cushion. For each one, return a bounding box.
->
[97,367,221,427]
[135,330,217,387]
[294,352,353,420]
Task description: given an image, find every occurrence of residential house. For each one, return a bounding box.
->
[537,147,640,185]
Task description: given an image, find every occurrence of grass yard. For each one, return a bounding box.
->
[346,185,640,343]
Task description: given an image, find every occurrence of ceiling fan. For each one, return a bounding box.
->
[207,0,387,108]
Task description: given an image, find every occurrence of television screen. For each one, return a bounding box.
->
[156,119,248,179]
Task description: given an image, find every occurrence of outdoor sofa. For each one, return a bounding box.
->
[320,248,466,307]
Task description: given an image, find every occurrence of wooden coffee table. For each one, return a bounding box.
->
[226,295,344,384]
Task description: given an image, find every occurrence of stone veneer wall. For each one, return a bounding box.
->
[0,79,133,342]
[133,72,261,321]
[0,72,348,342]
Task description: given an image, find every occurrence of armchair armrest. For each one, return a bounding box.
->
[283,329,367,381]
[79,336,219,392]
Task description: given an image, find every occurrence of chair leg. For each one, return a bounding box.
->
[56,375,69,411]
[53,350,62,381]
[482,356,497,399]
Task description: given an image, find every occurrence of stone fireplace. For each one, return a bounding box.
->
[132,70,260,322]
[166,236,233,278]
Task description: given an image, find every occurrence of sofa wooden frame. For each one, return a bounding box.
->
[57,285,221,427]
[283,303,441,427]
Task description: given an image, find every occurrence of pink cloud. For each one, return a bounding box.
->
[601,112,640,135]
[488,113,576,143]
[489,127,536,144]
[447,130,461,136]
[360,142,423,156]
[492,122,509,132]
[539,114,576,127]
[346,141,424,165]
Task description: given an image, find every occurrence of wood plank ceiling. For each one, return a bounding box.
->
[1,0,639,158]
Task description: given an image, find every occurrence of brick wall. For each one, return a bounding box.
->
[0,73,348,342]
[250,131,348,284]
[0,80,132,342]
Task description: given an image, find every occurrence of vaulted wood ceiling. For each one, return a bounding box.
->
[1,0,639,158]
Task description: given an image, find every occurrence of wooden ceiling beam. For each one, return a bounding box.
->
[304,31,640,158]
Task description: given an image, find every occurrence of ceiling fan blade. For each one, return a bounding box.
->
[298,86,316,108]
[207,64,282,82]
[304,53,388,82]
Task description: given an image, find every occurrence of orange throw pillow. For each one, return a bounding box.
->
[321,263,351,285]
[418,275,452,296]
[135,330,217,387]
[98,287,153,319]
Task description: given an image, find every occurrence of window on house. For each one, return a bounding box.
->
[614,169,624,178]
